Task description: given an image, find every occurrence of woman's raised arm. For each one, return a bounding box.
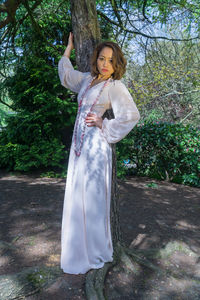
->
[58,33,90,93]
[63,32,74,58]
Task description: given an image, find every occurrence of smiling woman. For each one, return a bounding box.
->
[58,32,140,275]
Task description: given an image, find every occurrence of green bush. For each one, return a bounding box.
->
[0,52,75,173]
[0,131,67,172]
[0,110,68,172]
[117,122,200,187]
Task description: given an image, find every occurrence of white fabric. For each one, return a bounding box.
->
[58,56,140,274]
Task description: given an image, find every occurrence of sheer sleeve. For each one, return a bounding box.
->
[58,56,90,93]
[101,80,140,143]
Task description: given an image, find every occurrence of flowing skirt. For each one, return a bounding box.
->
[60,125,113,274]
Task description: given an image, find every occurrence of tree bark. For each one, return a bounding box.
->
[70,0,101,72]
[103,109,123,248]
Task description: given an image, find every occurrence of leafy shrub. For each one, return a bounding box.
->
[0,106,69,172]
[0,51,76,173]
[0,129,67,172]
[117,122,200,187]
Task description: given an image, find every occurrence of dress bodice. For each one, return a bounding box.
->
[58,56,140,144]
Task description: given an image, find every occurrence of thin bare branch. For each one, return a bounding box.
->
[97,9,200,42]
[142,0,152,23]
[0,98,13,109]
[109,0,123,27]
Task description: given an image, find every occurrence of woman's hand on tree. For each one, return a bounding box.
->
[85,113,103,129]
[63,32,74,58]
[67,32,74,51]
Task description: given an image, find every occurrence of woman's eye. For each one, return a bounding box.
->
[98,57,112,63]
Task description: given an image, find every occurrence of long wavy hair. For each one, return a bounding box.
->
[90,41,127,80]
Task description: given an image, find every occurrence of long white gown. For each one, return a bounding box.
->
[58,56,140,274]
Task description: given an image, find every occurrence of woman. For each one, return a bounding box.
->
[58,32,140,274]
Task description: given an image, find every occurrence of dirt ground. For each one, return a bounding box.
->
[0,169,200,299]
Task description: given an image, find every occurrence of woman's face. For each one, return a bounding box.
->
[97,47,114,78]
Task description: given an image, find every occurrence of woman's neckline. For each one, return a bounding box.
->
[89,76,113,89]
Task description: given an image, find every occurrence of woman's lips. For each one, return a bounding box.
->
[102,69,108,72]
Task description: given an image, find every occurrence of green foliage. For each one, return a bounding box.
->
[0,67,73,171]
[0,129,67,172]
[117,122,200,187]
[5,54,77,126]
[0,49,76,173]
[0,106,8,127]
[26,266,62,289]
[0,1,77,173]
[40,170,67,178]
[0,93,13,127]
[128,40,200,127]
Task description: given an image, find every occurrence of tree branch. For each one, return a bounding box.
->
[97,9,200,41]
[109,0,123,27]
[0,98,13,109]
[0,70,7,78]
[0,3,7,13]
[0,0,43,30]
[22,0,60,54]
[0,0,21,29]
[0,26,11,43]
[142,0,152,23]
[22,0,43,35]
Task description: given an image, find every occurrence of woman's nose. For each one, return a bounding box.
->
[103,60,108,67]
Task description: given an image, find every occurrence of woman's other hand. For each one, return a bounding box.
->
[85,113,103,129]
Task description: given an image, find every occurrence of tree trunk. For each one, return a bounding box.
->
[70,0,101,72]
[103,109,123,248]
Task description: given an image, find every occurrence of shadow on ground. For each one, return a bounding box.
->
[0,170,199,299]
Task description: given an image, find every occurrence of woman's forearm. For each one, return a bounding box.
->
[63,45,73,58]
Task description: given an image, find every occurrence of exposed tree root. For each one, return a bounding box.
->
[128,248,160,259]
[85,243,164,300]
[85,262,113,300]
[85,242,121,300]
[125,247,163,273]
[85,269,99,300]
[12,287,41,300]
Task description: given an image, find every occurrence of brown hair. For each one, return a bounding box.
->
[90,41,127,80]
